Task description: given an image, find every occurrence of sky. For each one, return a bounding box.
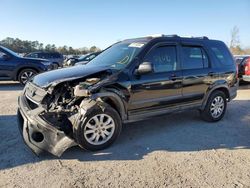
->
[0,0,250,49]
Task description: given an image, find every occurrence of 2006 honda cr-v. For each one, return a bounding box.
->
[17,35,238,156]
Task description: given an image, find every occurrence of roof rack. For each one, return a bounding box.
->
[146,34,165,38]
[164,34,180,38]
[146,34,180,38]
[145,34,209,40]
[193,36,209,40]
[164,35,209,40]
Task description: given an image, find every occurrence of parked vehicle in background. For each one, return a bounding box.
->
[25,52,64,68]
[237,56,250,82]
[234,55,250,65]
[18,34,238,156]
[65,52,101,66]
[0,46,53,85]
[64,55,80,61]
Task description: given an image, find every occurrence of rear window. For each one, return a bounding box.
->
[210,43,234,65]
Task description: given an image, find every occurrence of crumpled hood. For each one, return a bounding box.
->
[32,65,110,88]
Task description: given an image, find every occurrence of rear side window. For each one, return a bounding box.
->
[50,53,61,58]
[211,43,234,65]
[182,46,209,69]
[38,53,48,59]
[144,45,178,73]
[49,53,55,58]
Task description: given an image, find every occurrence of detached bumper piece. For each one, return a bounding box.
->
[17,95,76,157]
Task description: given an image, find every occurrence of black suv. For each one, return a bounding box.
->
[25,52,64,68]
[0,46,53,85]
[17,35,238,156]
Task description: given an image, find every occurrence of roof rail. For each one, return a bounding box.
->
[146,34,165,38]
[164,34,180,38]
[180,35,209,40]
[145,34,208,40]
[146,34,181,38]
[193,36,209,40]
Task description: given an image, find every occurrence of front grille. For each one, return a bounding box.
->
[26,96,39,109]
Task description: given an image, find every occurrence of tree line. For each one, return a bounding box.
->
[229,26,250,55]
[0,37,101,55]
[1,28,250,56]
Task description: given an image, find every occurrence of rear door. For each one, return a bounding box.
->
[180,44,210,102]
[128,43,183,114]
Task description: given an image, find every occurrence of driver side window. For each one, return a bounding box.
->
[144,45,178,73]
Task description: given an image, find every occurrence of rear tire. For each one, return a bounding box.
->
[74,103,122,151]
[52,63,59,69]
[18,69,37,85]
[200,90,227,122]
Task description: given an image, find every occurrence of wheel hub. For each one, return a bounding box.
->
[210,96,225,118]
[84,114,115,145]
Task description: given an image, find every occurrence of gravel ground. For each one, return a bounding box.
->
[0,81,250,188]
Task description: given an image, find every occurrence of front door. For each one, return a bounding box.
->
[128,44,183,115]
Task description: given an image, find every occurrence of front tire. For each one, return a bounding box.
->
[74,104,122,151]
[18,69,37,85]
[200,90,227,122]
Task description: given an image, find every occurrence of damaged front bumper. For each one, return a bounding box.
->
[17,94,77,157]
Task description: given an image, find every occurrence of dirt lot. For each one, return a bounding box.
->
[0,81,249,188]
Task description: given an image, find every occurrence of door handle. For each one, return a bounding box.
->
[170,74,178,81]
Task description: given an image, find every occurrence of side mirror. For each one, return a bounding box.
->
[136,62,153,75]
[2,54,10,61]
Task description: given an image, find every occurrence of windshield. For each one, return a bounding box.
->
[0,46,20,57]
[86,42,145,70]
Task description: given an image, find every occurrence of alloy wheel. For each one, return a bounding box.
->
[210,96,225,118]
[84,114,115,145]
[20,71,35,84]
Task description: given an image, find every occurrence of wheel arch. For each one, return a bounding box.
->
[15,67,40,81]
[90,91,127,121]
[201,85,230,110]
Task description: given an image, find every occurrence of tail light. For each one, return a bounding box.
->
[244,58,250,75]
